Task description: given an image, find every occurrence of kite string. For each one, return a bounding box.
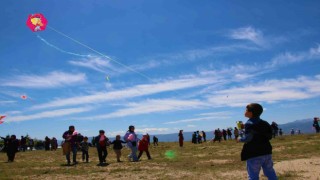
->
[36,35,90,57]
[47,26,153,81]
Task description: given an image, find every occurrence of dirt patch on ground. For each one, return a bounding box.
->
[274,157,320,179]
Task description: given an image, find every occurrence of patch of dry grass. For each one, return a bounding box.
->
[0,134,319,179]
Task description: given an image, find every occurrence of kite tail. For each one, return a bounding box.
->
[36,35,91,58]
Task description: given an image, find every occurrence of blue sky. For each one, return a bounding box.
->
[1,0,320,140]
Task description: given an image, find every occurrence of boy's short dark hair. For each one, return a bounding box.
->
[246,103,263,118]
[99,130,105,134]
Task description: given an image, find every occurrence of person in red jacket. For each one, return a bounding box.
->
[138,133,151,160]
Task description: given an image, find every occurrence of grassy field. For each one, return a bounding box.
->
[0,134,320,180]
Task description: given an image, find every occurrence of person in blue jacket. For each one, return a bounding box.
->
[237,103,277,180]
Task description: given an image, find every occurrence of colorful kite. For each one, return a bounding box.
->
[0,115,6,121]
[26,13,48,32]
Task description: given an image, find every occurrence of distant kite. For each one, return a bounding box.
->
[106,76,110,81]
[0,115,6,121]
[26,13,48,32]
[21,95,28,100]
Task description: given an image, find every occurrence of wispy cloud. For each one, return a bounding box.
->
[1,71,87,89]
[69,56,120,74]
[5,107,92,122]
[164,111,231,124]
[31,75,217,110]
[229,26,266,46]
[206,75,320,107]
[269,44,320,67]
[74,99,209,120]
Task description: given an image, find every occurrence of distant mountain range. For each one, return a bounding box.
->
[150,118,317,142]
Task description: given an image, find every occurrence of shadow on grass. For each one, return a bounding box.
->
[97,162,110,167]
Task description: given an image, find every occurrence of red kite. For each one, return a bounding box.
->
[26,13,48,32]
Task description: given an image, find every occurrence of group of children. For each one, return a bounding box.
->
[62,126,152,166]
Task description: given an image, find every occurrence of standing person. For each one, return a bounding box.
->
[51,137,58,151]
[271,122,279,138]
[95,130,110,165]
[234,127,239,140]
[237,103,277,180]
[290,128,295,135]
[197,131,202,144]
[110,135,126,162]
[313,117,320,133]
[124,125,139,162]
[153,136,158,146]
[44,136,51,151]
[178,130,184,147]
[227,128,232,140]
[222,129,227,141]
[80,136,89,163]
[62,125,78,165]
[279,129,283,136]
[138,133,152,160]
[7,135,19,162]
[20,136,27,152]
[202,131,206,142]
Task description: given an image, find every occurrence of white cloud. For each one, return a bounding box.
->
[165,115,230,124]
[1,71,87,88]
[229,26,266,46]
[5,107,92,122]
[69,56,121,74]
[31,75,217,110]
[206,75,320,107]
[269,44,320,67]
[75,99,209,120]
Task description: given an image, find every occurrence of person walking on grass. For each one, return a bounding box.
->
[138,133,152,160]
[313,117,320,133]
[237,103,277,180]
[178,130,184,147]
[7,135,19,162]
[62,125,78,165]
[111,135,126,162]
[95,130,110,165]
[80,136,90,163]
[234,127,239,140]
[124,125,139,162]
[153,136,159,146]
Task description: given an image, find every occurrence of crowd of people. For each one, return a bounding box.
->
[1,103,319,180]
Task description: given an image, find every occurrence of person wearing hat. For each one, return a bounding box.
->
[94,130,110,165]
[124,125,139,162]
[138,133,152,160]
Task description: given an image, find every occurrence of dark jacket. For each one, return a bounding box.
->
[111,140,126,150]
[241,118,273,161]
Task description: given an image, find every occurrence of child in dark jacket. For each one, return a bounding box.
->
[80,136,89,163]
[238,103,277,180]
[111,135,126,162]
[138,133,151,160]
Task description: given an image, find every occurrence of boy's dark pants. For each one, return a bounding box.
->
[97,147,108,163]
[138,150,151,159]
[82,150,89,162]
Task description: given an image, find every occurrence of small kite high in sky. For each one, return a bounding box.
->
[21,95,28,100]
[26,13,48,32]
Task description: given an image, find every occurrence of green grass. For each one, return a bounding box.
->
[0,134,319,179]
